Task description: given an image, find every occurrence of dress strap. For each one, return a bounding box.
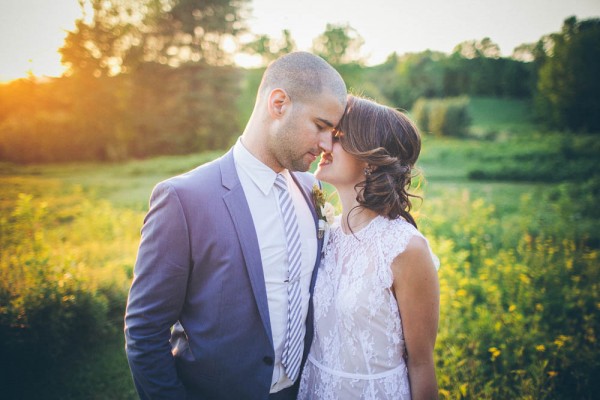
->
[307,355,406,380]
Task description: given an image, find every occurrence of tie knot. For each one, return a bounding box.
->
[274,174,288,192]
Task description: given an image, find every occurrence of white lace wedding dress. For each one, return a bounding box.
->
[298,215,439,400]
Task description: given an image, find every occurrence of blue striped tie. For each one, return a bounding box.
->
[274,173,304,382]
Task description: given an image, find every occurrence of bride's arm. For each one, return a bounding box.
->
[391,235,440,400]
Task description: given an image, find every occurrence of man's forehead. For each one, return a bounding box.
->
[305,90,346,123]
[316,117,335,128]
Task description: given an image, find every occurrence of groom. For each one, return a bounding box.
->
[124,52,347,399]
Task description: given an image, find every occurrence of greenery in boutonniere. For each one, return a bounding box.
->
[312,184,335,225]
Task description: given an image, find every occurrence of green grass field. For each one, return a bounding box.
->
[1,97,598,399]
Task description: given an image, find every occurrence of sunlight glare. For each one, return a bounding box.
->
[0,52,68,83]
[0,0,80,82]
[234,53,264,69]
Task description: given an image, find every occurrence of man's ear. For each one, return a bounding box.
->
[267,88,290,119]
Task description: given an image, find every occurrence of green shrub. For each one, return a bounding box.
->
[467,133,600,183]
[422,183,599,399]
[412,96,471,137]
[412,97,430,133]
[0,186,139,394]
[2,143,598,398]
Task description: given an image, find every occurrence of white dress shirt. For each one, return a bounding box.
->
[233,138,317,392]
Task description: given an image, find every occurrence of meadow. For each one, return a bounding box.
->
[1,98,598,399]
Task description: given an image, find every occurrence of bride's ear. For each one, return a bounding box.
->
[267,88,290,119]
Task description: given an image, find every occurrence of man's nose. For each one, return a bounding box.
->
[319,130,333,153]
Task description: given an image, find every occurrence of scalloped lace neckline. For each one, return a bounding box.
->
[337,214,383,238]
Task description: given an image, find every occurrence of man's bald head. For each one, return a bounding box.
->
[258,52,347,105]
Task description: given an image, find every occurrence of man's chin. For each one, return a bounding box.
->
[289,160,311,173]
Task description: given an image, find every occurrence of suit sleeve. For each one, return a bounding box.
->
[124,181,191,399]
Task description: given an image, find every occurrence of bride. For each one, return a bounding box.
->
[299,95,440,399]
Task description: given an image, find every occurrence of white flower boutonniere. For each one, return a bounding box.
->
[312,184,334,241]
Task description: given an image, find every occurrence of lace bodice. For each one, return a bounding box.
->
[298,215,438,400]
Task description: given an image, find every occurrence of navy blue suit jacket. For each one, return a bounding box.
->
[124,148,323,399]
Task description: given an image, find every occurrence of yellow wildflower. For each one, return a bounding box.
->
[554,335,569,348]
[488,347,501,361]
[519,273,530,284]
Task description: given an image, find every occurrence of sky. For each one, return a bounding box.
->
[1,0,600,82]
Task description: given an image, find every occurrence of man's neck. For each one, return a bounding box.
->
[239,134,283,173]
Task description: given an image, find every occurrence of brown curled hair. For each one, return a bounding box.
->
[337,95,421,228]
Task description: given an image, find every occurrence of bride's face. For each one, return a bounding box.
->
[315,135,365,189]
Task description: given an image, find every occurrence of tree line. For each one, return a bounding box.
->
[0,0,598,163]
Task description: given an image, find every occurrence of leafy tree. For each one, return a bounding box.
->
[60,0,139,77]
[442,42,534,99]
[361,46,534,110]
[499,57,535,99]
[535,16,600,132]
[511,43,536,62]
[278,29,296,55]
[241,29,297,65]
[57,0,247,159]
[355,53,399,103]
[449,38,504,96]
[147,0,250,66]
[311,23,365,66]
[128,63,241,157]
[453,37,501,59]
[60,0,250,76]
[388,51,446,108]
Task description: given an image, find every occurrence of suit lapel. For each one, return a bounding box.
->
[218,152,323,347]
[220,150,273,345]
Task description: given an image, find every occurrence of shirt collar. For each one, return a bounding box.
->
[234,137,289,196]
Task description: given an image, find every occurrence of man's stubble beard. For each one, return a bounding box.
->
[270,116,311,173]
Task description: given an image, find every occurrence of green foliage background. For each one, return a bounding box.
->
[0,6,599,397]
[1,98,598,399]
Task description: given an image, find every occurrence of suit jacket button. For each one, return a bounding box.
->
[263,356,274,366]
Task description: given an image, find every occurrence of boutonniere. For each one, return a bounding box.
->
[312,184,335,240]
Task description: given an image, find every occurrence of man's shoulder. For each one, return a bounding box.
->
[155,151,231,197]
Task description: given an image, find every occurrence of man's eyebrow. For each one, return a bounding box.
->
[316,117,335,127]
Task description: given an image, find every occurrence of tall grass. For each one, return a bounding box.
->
[1,98,598,398]
[3,165,597,399]
[0,177,141,398]
[420,185,599,399]
[467,97,537,139]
